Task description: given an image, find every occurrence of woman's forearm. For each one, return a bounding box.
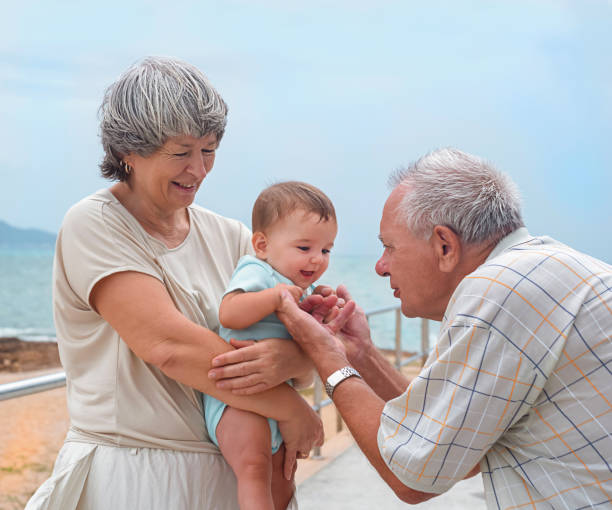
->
[151,318,308,421]
[92,271,306,422]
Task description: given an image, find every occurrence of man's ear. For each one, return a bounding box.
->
[431,225,461,273]
[252,231,268,259]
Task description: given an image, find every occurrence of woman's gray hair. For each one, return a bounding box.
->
[99,56,228,181]
[389,148,524,245]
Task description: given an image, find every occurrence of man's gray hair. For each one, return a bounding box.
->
[99,56,228,181]
[390,148,524,245]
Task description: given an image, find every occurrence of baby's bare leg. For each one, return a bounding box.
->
[217,407,274,510]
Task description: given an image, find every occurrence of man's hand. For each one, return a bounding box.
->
[298,285,374,364]
[300,285,346,324]
[300,285,348,325]
[276,289,355,364]
[333,286,375,365]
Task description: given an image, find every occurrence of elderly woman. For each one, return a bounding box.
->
[26,57,321,510]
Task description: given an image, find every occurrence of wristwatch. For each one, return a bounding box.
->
[324,366,362,398]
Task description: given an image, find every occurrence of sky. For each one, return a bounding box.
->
[1,0,611,261]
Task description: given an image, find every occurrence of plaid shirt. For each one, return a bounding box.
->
[378,228,612,509]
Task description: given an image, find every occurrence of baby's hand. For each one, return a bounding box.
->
[275,283,304,305]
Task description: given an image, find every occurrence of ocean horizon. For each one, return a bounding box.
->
[0,247,438,351]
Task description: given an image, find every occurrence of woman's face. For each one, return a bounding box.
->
[125,133,218,213]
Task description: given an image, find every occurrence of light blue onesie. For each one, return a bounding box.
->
[204,255,311,453]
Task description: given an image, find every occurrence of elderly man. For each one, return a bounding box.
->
[277,148,612,508]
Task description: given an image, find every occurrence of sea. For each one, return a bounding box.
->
[0,247,439,352]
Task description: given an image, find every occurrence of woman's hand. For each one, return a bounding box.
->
[277,397,324,480]
[209,338,313,395]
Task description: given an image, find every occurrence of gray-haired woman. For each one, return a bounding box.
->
[26,57,321,510]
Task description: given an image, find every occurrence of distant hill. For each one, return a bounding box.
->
[0,220,56,246]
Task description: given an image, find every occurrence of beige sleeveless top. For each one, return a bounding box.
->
[53,188,252,452]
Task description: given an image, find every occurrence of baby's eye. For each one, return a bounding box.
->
[322,249,330,255]
[297,246,309,252]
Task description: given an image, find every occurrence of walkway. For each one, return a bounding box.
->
[297,443,487,509]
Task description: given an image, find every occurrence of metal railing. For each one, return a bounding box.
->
[0,370,66,401]
[1,307,431,457]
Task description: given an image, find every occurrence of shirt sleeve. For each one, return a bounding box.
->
[56,197,164,309]
[377,275,555,494]
[225,261,274,295]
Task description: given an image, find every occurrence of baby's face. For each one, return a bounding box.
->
[254,209,337,289]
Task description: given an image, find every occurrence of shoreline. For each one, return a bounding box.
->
[0,337,61,373]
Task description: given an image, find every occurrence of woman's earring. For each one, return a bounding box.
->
[121,160,132,175]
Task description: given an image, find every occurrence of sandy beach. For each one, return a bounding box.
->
[0,367,68,510]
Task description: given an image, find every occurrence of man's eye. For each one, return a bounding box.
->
[174,152,188,157]
[297,246,309,251]
[202,149,215,154]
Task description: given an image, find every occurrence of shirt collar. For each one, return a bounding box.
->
[485,227,533,262]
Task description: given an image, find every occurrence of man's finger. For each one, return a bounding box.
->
[336,284,353,302]
[322,306,340,324]
[327,300,357,330]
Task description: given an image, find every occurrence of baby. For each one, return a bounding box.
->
[204,181,338,510]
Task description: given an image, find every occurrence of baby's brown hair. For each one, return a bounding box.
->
[252,181,336,233]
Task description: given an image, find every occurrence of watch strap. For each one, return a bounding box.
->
[324,366,361,398]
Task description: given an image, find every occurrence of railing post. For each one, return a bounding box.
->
[311,375,323,459]
[420,318,430,366]
[394,308,402,369]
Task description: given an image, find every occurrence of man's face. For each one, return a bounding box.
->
[375,187,449,320]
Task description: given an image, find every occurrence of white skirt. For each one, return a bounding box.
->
[25,441,298,510]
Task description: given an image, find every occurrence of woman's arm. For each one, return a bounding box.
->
[218,284,303,330]
[90,270,322,476]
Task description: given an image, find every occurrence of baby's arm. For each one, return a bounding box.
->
[219,284,303,330]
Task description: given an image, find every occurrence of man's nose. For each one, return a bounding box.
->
[375,255,389,277]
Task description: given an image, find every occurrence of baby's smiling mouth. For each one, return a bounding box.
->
[300,270,314,277]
